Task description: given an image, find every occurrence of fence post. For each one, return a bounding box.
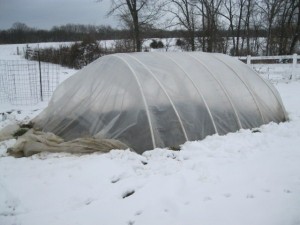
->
[37,46,43,101]
[292,53,297,80]
[247,55,251,66]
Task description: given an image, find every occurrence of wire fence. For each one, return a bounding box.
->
[237,54,300,82]
[0,60,59,105]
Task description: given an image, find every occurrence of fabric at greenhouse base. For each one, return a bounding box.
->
[8,129,129,157]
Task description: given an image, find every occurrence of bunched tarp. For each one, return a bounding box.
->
[33,52,288,154]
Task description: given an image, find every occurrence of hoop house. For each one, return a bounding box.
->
[33,52,288,153]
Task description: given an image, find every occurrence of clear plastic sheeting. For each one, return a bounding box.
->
[33,52,288,154]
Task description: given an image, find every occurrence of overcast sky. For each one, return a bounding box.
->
[0,0,119,30]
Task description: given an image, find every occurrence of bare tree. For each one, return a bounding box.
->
[198,0,223,52]
[100,0,163,52]
[258,0,285,55]
[221,0,236,54]
[241,0,254,55]
[249,2,264,55]
[165,0,223,52]
[289,0,300,54]
[166,0,198,51]
[275,0,299,54]
[10,22,33,43]
[220,0,251,56]
[164,38,173,51]
[234,0,247,55]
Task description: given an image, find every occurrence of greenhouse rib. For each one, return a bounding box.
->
[127,54,189,141]
[242,58,289,120]
[188,53,243,130]
[157,52,219,135]
[112,55,156,149]
[211,54,265,124]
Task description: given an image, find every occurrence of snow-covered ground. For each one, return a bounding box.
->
[0,43,300,225]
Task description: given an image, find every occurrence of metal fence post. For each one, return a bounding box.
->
[37,46,43,101]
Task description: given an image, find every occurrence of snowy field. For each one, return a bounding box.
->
[0,43,300,225]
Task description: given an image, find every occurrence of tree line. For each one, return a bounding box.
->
[0,22,201,44]
[103,0,299,55]
[1,0,299,56]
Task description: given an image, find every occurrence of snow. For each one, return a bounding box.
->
[0,43,300,225]
[252,64,300,82]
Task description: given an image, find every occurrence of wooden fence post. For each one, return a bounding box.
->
[292,53,297,80]
[247,55,251,66]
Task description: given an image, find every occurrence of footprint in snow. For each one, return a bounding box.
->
[263,189,271,193]
[84,198,94,205]
[134,210,143,216]
[284,189,292,194]
[111,176,121,183]
[203,196,212,201]
[246,194,255,199]
[223,193,231,198]
[0,199,21,216]
[141,160,148,165]
[111,173,127,183]
[122,189,135,199]
[128,220,135,225]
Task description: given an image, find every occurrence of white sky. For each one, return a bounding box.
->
[0,0,119,30]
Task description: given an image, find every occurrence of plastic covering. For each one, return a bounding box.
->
[33,52,288,154]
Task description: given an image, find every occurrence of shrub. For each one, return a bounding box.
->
[176,39,185,47]
[25,37,103,69]
[150,39,164,49]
